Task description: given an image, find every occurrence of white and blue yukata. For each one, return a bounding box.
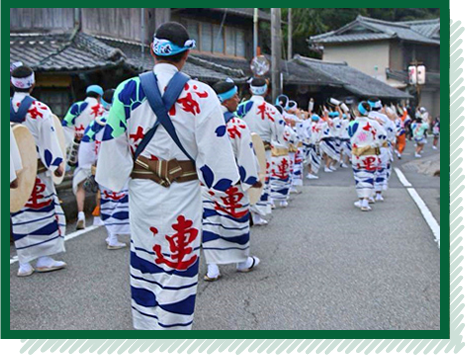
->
[202,107,259,265]
[301,118,312,168]
[368,111,390,192]
[79,116,130,239]
[331,115,342,158]
[384,117,397,183]
[348,116,382,199]
[306,119,322,174]
[10,93,66,264]
[63,97,104,193]
[340,117,352,160]
[96,63,239,330]
[292,119,305,186]
[319,119,340,162]
[270,125,294,202]
[238,95,285,217]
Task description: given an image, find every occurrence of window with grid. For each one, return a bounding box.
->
[36,89,72,118]
[183,18,246,57]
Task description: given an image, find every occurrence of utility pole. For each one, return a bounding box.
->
[287,8,292,60]
[271,8,282,103]
[253,8,259,58]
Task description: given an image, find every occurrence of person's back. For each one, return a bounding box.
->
[96,22,239,330]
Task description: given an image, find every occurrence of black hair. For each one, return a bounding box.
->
[86,91,101,99]
[213,81,235,95]
[274,105,284,115]
[11,65,34,93]
[251,77,267,87]
[154,22,190,64]
[102,89,115,104]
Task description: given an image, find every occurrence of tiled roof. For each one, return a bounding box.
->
[10,32,124,72]
[10,31,248,83]
[310,15,440,45]
[295,55,412,99]
[192,53,343,86]
[96,36,247,83]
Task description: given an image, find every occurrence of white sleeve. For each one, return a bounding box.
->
[195,97,239,191]
[38,110,64,172]
[231,120,259,191]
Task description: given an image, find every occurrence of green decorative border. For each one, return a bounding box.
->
[3,1,453,353]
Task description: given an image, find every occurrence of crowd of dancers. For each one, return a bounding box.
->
[10,21,439,330]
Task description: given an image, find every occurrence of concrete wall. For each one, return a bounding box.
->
[323,41,390,82]
[420,88,440,118]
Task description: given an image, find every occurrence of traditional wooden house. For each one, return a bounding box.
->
[309,15,440,115]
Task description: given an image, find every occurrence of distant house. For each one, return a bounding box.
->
[309,15,440,116]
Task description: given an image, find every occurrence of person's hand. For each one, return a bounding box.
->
[10,179,19,189]
[54,165,64,177]
[252,180,263,188]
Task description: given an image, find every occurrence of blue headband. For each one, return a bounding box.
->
[87,85,103,96]
[152,37,196,56]
[358,102,369,116]
[251,84,268,96]
[311,114,320,121]
[218,86,238,103]
[343,114,347,119]
[328,112,339,118]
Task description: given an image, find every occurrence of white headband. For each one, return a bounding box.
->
[250,84,268,96]
[11,72,35,89]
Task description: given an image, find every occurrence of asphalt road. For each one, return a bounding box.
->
[10,140,441,330]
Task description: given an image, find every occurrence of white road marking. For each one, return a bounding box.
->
[394,167,440,248]
[10,225,102,265]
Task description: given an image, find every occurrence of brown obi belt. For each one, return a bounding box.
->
[271,147,290,157]
[352,146,380,157]
[37,159,47,174]
[131,155,198,187]
[289,144,298,153]
[381,142,389,148]
[297,142,303,148]
[263,141,272,151]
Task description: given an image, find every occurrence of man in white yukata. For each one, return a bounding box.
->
[368,98,391,202]
[10,125,22,188]
[202,79,261,281]
[79,89,128,249]
[10,66,67,277]
[96,22,239,330]
[305,114,322,180]
[63,85,104,230]
[348,101,382,212]
[237,78,286,225]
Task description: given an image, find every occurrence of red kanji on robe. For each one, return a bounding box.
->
[152,216,198,271]
[272,158,290,180]
[257,102,275,121]
[103,190,126,201]
[214,186,248,219]
[27,105,44,119]
[24,177,53,210]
